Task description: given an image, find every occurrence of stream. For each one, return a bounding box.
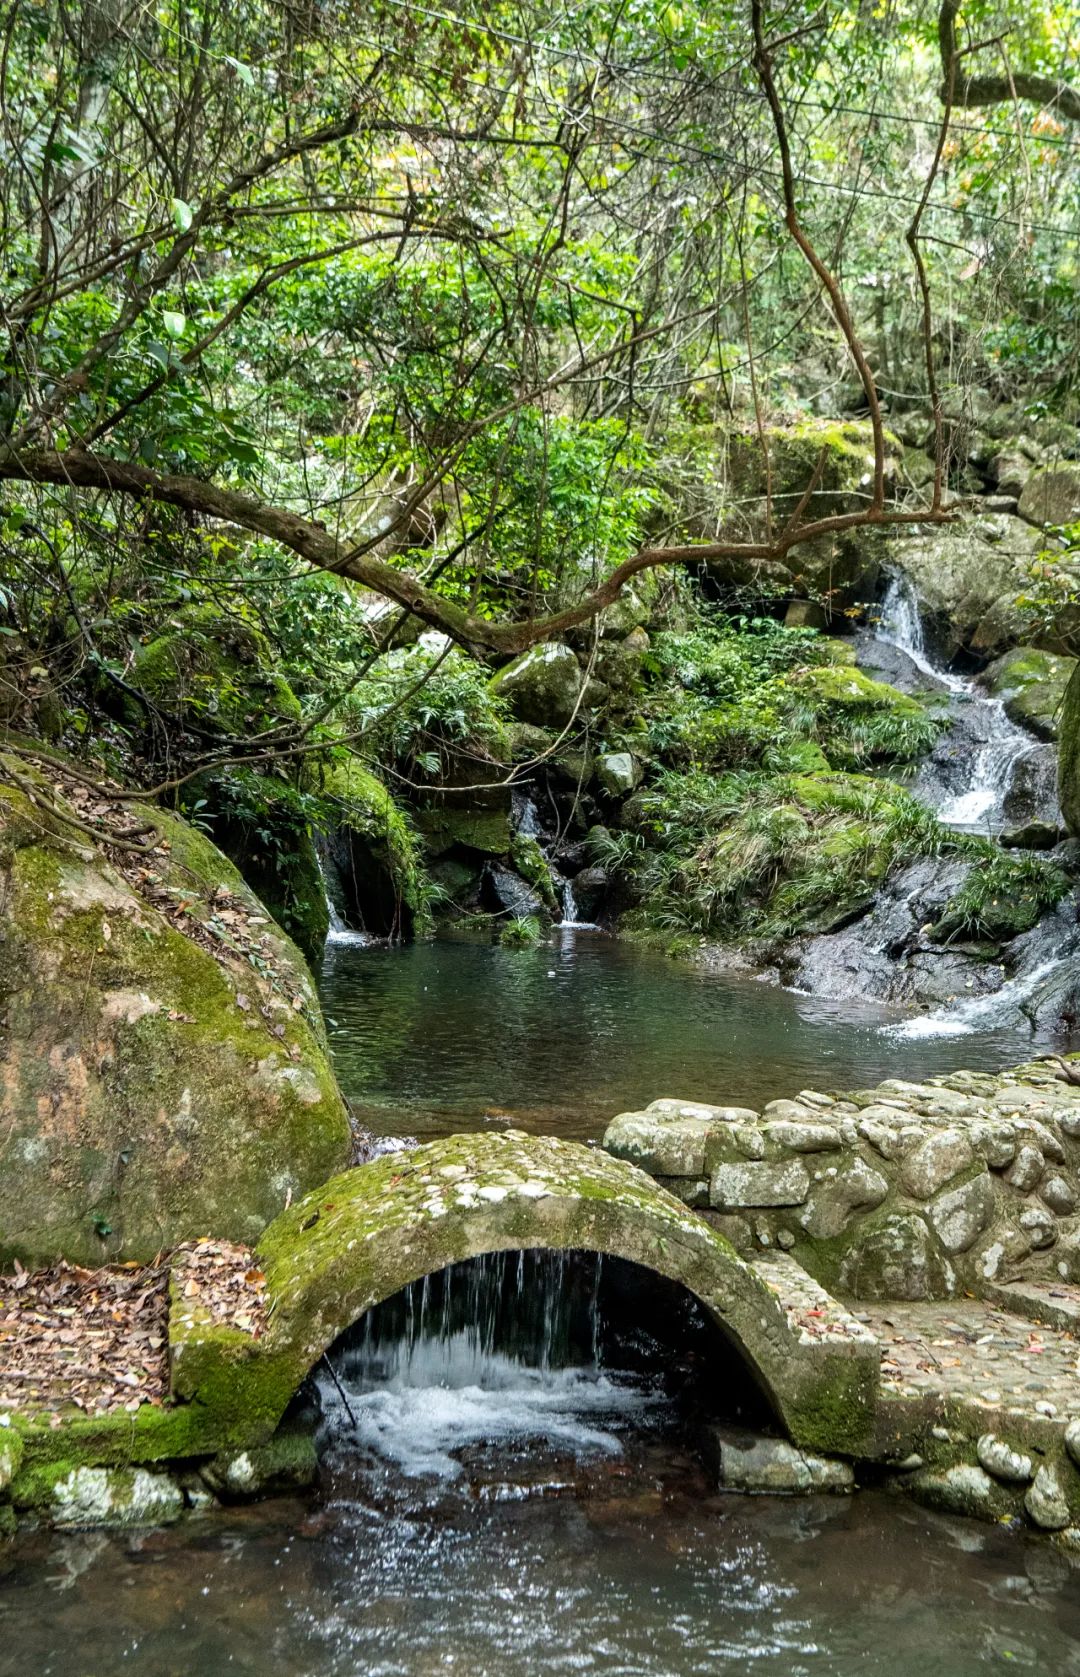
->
[6,933,1080,1674]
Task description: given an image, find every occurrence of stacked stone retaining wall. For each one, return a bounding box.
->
[603,1058,1080,1300]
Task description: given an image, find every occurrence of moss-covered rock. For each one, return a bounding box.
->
[131,602,301,735]
[489,643,583,728]
[319,756,428,937]
[0,749,351,1265]
[981,647,1077,741]
[1059,666,1080,839]
[782,664,940,766]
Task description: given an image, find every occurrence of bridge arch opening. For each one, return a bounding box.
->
[294,1249,779,1487]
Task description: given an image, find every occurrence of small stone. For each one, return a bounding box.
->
[595,751,643,797]
[733,1125,767,1161]
[1025,1465,1072,1531]
[1018,1205,1057,1248]
[976,1434,1033,1485]
[776,1228,795,1250]
[901,1129,974,1200]
[1064,1419,1080,1467]
[1041,1175,1078,1215]
[1005,1144,1045,1193]
[979,1124,1018,1169]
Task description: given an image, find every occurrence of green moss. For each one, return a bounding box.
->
[509,833,558,911]
[499,914,543,948]
[132,602,302,735]
[0,756,350,1266]
[414,803,512,857]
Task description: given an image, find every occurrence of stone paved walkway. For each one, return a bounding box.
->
[857,1298,1080,1423]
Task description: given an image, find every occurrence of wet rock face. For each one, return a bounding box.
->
[981,647,1077,743]
[0,759,352,1266]
[604,1059,1080,1301]
[1018,466,1080,529]
[887,513,1045,658]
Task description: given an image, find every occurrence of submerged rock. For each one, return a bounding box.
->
[704,1425,854,1494]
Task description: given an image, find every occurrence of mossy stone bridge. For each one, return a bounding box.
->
[170,1131,879,1458]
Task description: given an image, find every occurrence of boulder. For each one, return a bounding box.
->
[980,647,1077,741]
[595,752,643,797]
[1018,466,1080,528]
[1058,667,1080,837]
[976,1434,1033,1485]
[0,752,352,1266]
[926,1172,995,1255]
[887,513,1045,657]
[838,1211,954,1300]
[1025,1464,1072,1530]
[710,1159,810,1210]
[489,644,583,728]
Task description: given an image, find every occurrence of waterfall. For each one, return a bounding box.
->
[884,956,1073,1040]
[317,844,372,946]
[872,574,1042,832]
[317,1250,657,1481]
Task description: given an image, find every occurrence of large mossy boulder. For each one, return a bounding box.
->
[887,513,1045,658]
[0,751,352,1266]
[1058,668,1080,838]
[1018,466,1080,529]
[489,643,583,728]
[130,602,302,734]
[981,647,1077,740]
[714,418,902,599]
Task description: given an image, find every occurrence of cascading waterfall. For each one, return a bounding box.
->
[316,845,372,946]
[317,1250,658,1480]
[873,574,1042,831]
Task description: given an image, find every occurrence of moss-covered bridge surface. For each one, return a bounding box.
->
[171,1131,880,1458]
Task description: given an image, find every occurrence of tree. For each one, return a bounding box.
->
[0,0,970,672]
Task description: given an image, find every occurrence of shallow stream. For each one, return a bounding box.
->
[5,935,1080,1673]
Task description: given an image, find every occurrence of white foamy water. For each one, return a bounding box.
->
[883,956,1070,1040]
[321,1342,657,1480]
[874,575,1038,830]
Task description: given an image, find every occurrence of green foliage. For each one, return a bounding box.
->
[933,845,1071,942]
[611,768,946,941]
[499,915,544,948]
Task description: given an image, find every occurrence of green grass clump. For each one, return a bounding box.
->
[932,845,1070,942]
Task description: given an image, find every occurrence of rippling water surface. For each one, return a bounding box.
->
[320,932,1067,1141]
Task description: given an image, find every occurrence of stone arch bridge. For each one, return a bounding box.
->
[169,1131,879,1458]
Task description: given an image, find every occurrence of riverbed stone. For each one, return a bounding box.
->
[709,1159,810,1210]
[1018,1206,1058,1248]
[901,1129,974,1200]
[704,1426,854,1494]
[926,1172,996,1255]
[50,1466,185,1529]
[976,1434,1034,1485]
[797,1157,889,1240]
[1025,1464,1073,1530]
[906,1464,1017,1521]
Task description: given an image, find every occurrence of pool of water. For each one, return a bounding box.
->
[6,1454,1080,1677]
[321,931,1068,1142]
[6,931,1080,1674]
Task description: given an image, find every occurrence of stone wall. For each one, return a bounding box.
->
[603,1059,1080,1300]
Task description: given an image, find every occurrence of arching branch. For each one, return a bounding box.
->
[939,0,1080,121]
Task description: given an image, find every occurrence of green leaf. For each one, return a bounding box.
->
[171,197,193,232]
[225,54,256,87]
[145,340,171,370]
[163,310,186,338]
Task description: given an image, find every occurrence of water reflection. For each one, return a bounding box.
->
[320,933,1067,1142]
